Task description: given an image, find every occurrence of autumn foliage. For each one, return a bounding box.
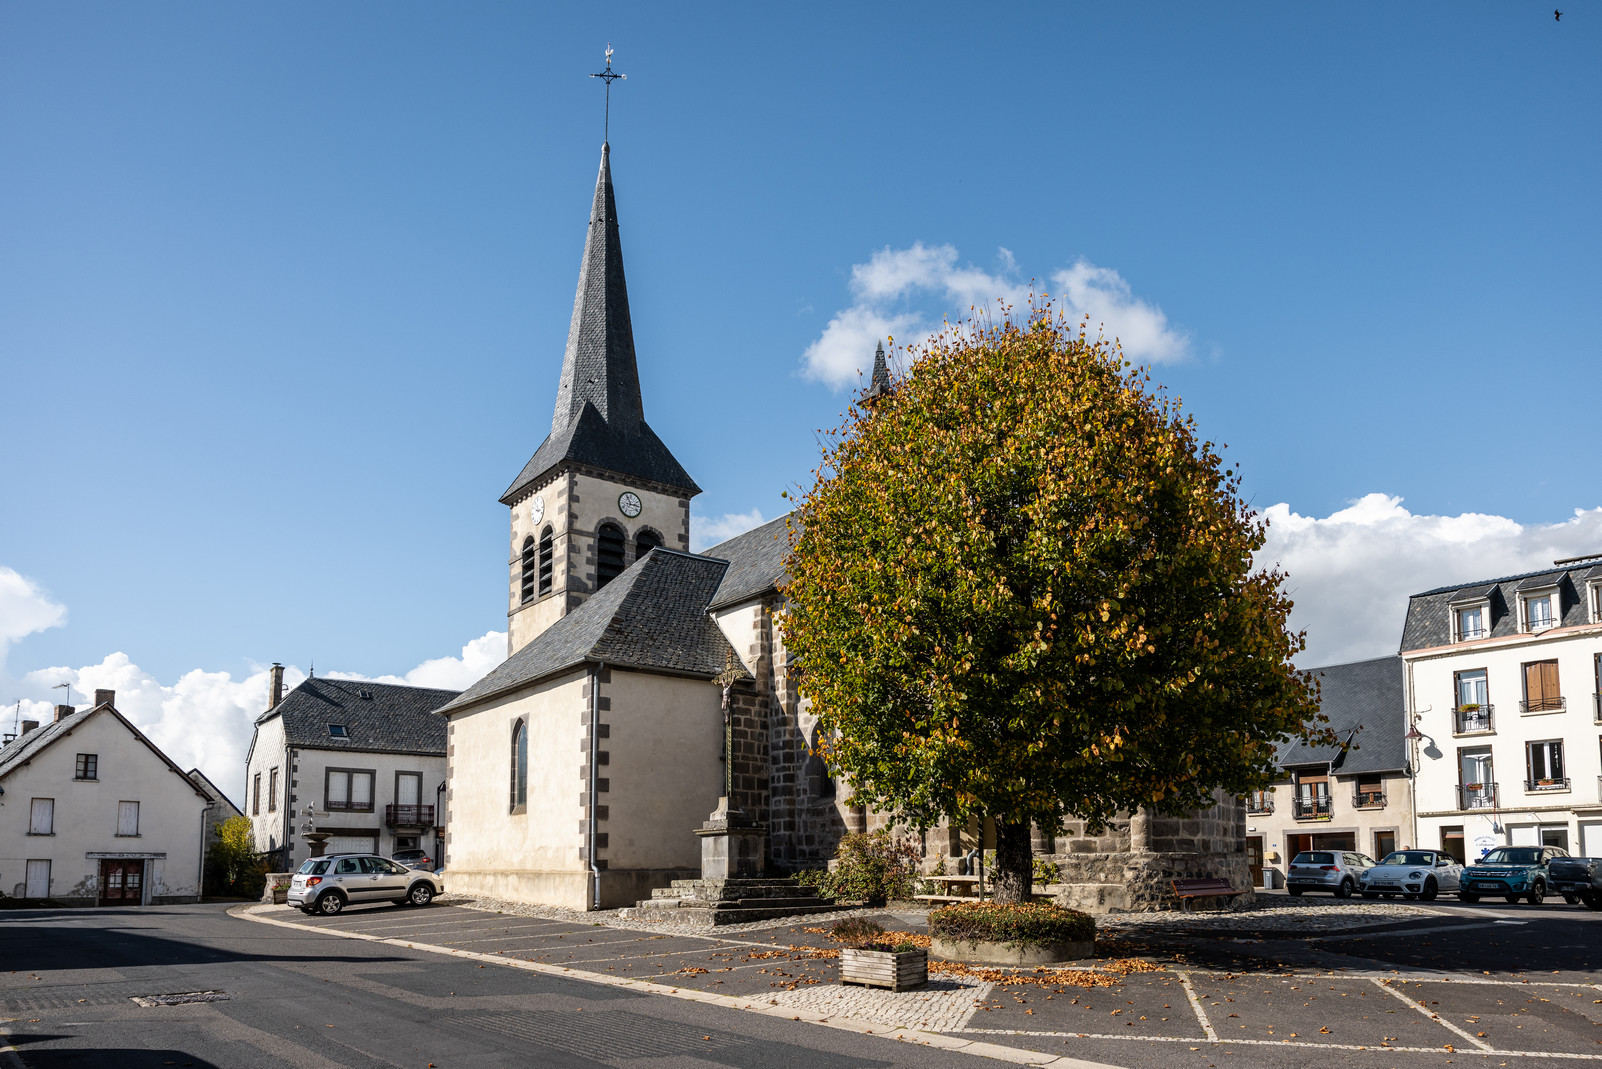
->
[780,305,1323,902]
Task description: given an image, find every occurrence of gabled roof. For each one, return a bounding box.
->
[705,512,799,611]
[1277,655,1407,776]
[501,143,698,503]
[0,702,210,800]
[257,678,457,755]
[187,767,243,817]
[440,548,739,714]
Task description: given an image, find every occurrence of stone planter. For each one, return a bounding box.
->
[931,936,1093,966]
[261,873,291,905]
[839,947,928,991]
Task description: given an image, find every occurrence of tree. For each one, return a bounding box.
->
[781,306,1325,903]
[207,815,263,897]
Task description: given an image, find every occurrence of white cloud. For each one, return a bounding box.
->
[1260,494,1602,667]
[692,509,767,552]
[801,242,1191,389]
[0,566,67,673]
[327,630,506,691]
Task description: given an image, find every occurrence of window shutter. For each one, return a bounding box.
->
[117,801,140,836]
[397,773,420,806]
[30,798,54,835]
[1541,661,1560,700]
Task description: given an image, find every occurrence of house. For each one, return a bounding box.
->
[1402,558,1602,862]
[244,667,457,870]
[1246,656,1413,886]
[0,689,212,906]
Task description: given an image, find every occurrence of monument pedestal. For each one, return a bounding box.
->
[622,797,838,926]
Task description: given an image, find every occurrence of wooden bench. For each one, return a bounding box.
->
[1171,878,1242,911]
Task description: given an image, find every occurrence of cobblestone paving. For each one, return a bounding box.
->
[769,976,993,1032]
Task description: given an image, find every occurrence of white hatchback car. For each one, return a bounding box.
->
[287,853,444,915]
[1357,849,1462,901]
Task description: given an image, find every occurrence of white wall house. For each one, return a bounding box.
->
[1247,656,1415,886]
[1402,560,1602,863]
[245,673,455,870]
[0,690,211,905]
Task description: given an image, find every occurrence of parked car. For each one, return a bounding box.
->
[1357,849,1462,901]
[287,853,445,915]
[1459,846,1569,904]
[1287,850,1377,897]
[392,849,435,871]
[1544,855,1602,908]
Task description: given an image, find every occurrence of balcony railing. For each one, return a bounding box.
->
[1353,790,1386,809]
[1456,626,1487,641]
[1292,796,1332,820]
[1520,696,1566,715]
[1453,705,1495,735]
[1457,782,1499,810]
[325,800,373,813]
[1246,795,1273,815]
[385,804,435,827]
[1524,778,1570,793]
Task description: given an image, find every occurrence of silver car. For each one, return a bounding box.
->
[1287,849,1377,898]
[287,853,444,915]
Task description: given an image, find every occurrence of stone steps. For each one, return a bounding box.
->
[627,875,837,927]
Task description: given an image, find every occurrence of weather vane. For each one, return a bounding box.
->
[589,43,626,142]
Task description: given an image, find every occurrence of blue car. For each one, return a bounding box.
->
[1459,846,1569,905]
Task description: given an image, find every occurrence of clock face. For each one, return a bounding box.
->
[530,495,545,525]
[618,491,643,518]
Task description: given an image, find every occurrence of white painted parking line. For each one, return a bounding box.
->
[1174,971,1218,1041]
[1370,977,1494,1051]
[957,1028,1602,1059]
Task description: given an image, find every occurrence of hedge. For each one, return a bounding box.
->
[928,901,1095,949]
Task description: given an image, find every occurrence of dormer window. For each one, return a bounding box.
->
[328,724,349,738]
[1520,589,1557,633]
[1589,579,1602,624]
[1454,603,1487,642]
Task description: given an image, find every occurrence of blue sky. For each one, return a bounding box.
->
[2,4,1600,784]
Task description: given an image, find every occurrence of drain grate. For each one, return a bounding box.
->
[130,991,231,1008]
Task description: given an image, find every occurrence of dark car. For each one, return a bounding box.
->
[1459,845,1568,904]
[1546,855,1602,908]
[392,849,435,871]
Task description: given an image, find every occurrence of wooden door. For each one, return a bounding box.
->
[1246,836,1264,887]
[99,859,144,905]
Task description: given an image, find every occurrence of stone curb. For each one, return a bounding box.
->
[230,904,1127,1069]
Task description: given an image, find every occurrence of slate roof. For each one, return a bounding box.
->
[257,678,458,755]
[439,549,738,714]
[187,767,243,817]
[1399,560,1602,652]
[0,703,210,799]
[1277,656,1407,776]
[705,512,799,611]
[501,143,698,503]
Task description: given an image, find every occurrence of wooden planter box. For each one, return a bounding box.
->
[839,948,928,991]
[271,887,289,905]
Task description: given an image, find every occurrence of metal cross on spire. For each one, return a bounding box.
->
[589,44,626,142]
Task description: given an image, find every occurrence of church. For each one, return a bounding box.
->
[437,141,1249,912]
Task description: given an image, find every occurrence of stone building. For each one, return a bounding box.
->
[439,138,1248,912]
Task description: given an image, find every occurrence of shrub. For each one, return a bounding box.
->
[206,816,267,898]
[1032,858,1061,886]
[929,901,1095,950]
[812,830,920,906]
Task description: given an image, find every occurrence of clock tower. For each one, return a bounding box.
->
[500,142,699,656]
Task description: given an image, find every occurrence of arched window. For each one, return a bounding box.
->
[635,529,663,561]
[510,720,527,811]
[538,526,554,597]
[596,522,626,588]
[519,536,537,604]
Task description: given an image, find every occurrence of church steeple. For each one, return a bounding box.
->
[552,142,644,436]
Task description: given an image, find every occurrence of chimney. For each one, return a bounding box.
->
[55,704,73,722]
[270,663,285,709]
[94,688,115,708]
[21,719,40,735]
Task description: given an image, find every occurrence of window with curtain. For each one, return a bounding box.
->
[1527,740,1565,788]
[326,770,374,811]
[117,801,140,836]
[510,720,528,812]
[268,768,278,812]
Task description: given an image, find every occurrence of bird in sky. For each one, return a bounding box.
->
[1554,9,1561,19]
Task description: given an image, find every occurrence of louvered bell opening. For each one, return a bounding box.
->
[596,523,626,588]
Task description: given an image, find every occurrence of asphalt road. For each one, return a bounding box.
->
[0,903,1043,1069]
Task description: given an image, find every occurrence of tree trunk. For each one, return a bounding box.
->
[991,819,1034,904]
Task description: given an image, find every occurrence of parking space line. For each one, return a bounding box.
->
[1175,971,1218,1041]
[957,1028,1602,1059]
[1187,969,1602,990]
[1370,977,1494,1051]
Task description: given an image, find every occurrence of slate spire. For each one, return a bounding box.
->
[862,339,891,404]
[552,142,644,436]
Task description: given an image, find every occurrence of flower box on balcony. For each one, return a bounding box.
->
[1464,782,1483,791]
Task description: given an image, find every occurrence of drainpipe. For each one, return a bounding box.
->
[197,798,215,899]
[587,663,602,911]
[1405,657,1420,851]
